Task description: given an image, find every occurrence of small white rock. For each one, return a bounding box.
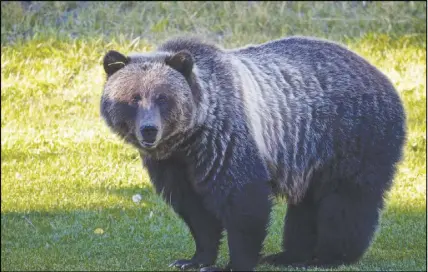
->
[132,194,142,203]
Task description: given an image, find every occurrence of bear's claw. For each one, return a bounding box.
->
[169,259,209,270]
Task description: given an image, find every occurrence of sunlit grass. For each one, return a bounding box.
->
[1,2,426,271]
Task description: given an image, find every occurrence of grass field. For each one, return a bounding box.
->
[1,2,426,271]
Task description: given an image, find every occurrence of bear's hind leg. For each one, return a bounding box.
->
[261,194,317,266]
[307,181,384,268]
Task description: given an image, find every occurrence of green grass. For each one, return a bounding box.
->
[1,1,426,271]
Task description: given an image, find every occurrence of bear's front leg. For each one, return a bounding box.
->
[226,181,272,271]
[204,181,272,271]
[143,156,224,270]
[160,182,224,270]
[166,196,224,271]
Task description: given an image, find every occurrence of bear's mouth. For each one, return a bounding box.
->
[139,140,157,150]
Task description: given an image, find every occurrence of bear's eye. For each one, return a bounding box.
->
[131,94,141,104]
[156,94,168,106]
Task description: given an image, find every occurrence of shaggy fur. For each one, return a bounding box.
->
[100,36,406,271]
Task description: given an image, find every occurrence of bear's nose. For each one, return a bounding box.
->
[140,125,158,144]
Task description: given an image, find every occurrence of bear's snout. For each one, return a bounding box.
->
[140,125,158,145]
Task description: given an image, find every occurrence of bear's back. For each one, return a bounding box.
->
[224,36,405,201]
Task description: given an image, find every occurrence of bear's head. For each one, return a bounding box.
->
[100,49,200,155]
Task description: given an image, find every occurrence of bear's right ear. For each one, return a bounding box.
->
[103,50,129,76]
[165,50,193,78]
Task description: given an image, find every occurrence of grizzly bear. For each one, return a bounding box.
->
[100,36,406,271]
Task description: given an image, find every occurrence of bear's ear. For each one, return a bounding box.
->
[165,50,193,78]
[103,50,129,76]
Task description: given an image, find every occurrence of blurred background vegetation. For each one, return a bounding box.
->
[1,1,426,271]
